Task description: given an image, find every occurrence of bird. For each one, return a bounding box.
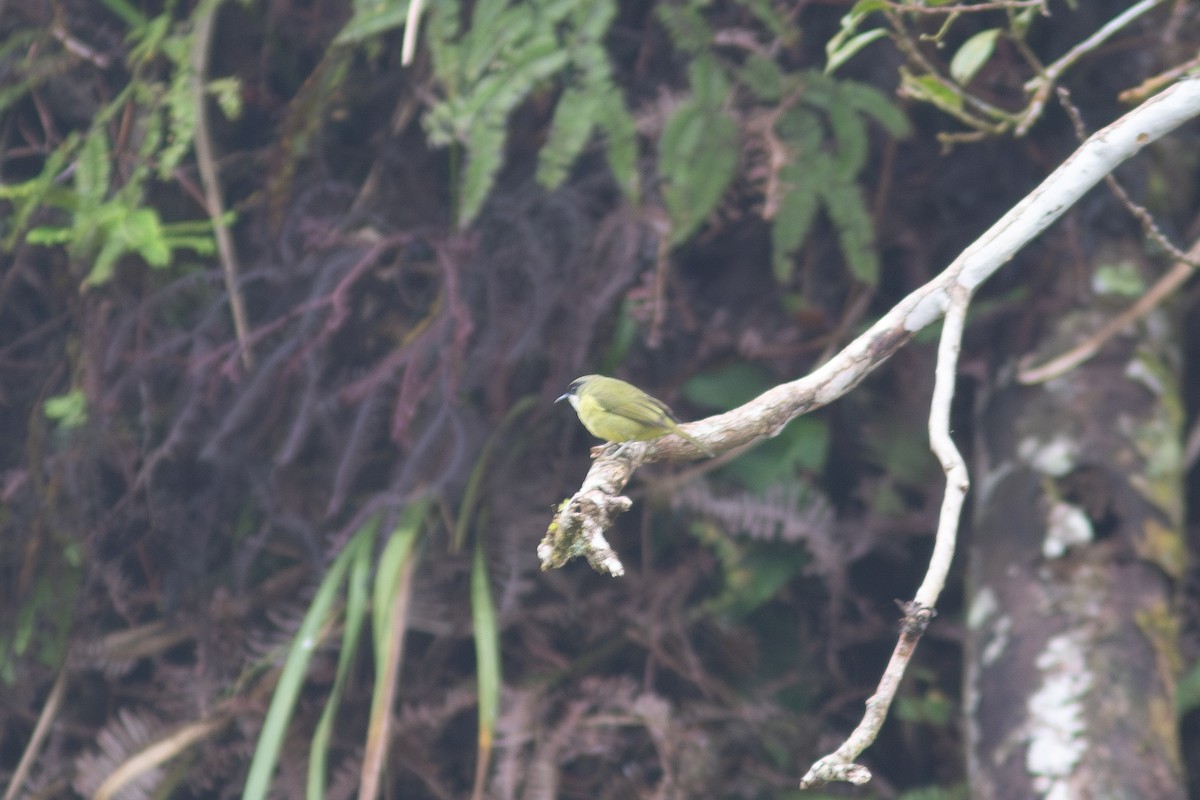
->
[556,374,712,456]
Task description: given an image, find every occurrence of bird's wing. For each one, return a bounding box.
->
[599,392,678,430]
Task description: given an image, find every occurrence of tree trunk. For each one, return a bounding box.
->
[966,244,1187,798]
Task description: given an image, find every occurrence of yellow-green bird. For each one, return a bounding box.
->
[557,374,712,456]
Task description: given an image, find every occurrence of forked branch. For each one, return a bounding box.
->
[539,77,1200,788]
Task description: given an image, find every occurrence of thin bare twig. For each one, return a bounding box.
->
[192,0,254,370]
[1058,86,1200,266]
[1016,0,1166,135]
[1017,250,1198,384]
[888,0,1045,13]
[1120,55,1200,104]
[1017,88,1200,384]
[3,668,67,800]
[798,288,970,788]
[401,0,425,65]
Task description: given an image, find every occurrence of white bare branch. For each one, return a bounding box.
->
[543,78,1200,585]
[540,75,1200,789]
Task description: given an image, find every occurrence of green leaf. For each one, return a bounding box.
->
[307,519,376,799]
[27,226,74,246]
[157,68,196,178]
[334,0,412,44]
[453,38,570,225]
[459,114,507,227]
[471,535,501,763]
[900,70,964,114]
[1178,657,1200,715]
[688,55,730,107]
[825,3,889,76]
[98,0,150,29]
[44,389,88,430]
[127,13,172,67]
[573,0,617,41]
[826,28,888,75]
[461,6,534,86]
[120,208,171,266]
[739,54,785,102]
[767,76,904,284]
[734,0,790,39]
[598,89,639,202]
[75,130,112,212]
[87,236,126,287]
[1093,260,1145,297]
[722,417,830,490]
[708,542,810,618]
[840,81,911,138]
[242,528,365,800]
[372,506,425,658]
[950,28,1001,86]
[360,504,425,797]
[537,87,598,190]
[828,94,868,174]
[682,363,775,410]
[208,77,244,119]
[424,0,624,225]
[820,179,878,285]
[656,3,712,54]
[1011,4,1040,36]
[771,157,822,283]
[659,88,739,245]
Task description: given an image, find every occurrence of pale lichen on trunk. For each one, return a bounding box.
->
[967,245,1186,798]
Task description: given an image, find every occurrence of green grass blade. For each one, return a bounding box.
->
[360,502,427,800]
[469,531,501,800]
[242,537,359,800]
[452,395,536,550]
[306,517,377,799]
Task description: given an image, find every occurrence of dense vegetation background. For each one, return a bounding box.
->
[1,0,1199,798]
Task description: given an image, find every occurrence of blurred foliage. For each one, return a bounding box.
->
[658,55,742,245]
[678,364,830,620]
[43,389,88,431]
[684,363,831,487]
[1178,656,1200,715]
[336,0,907,279]
[0,1,228,286]
[0,544,81,685]
[336,0,638,226]
[656,0,909,284]
[829,0,1148,141]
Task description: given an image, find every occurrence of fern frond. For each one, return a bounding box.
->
[768,72,908,284]
[821,178,879,284]
[658,58,741,244]
[674,481,834,545]
[73,709,165,800]
[656,3,712,55]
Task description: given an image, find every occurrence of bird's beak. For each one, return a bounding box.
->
[555,393,570,404]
